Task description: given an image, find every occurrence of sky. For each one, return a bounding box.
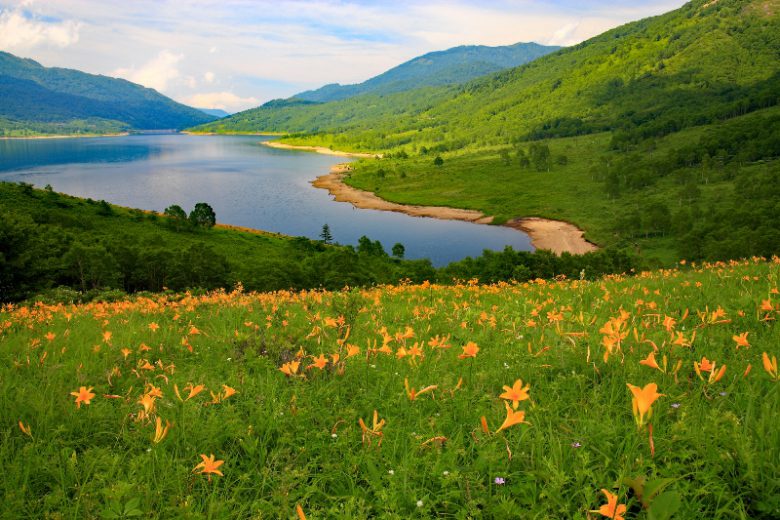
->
[0,0,687,113]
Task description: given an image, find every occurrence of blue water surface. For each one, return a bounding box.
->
[0,134,532,266]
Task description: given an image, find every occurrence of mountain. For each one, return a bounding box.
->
[293,42,560,103]
[198,108,230,118]
[0,51,215,136]
[193,0,779,150]
[190,0,780,266]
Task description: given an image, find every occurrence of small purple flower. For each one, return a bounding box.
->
[571,441,582,448]
[494,477,505,485]
[671,403,681,409]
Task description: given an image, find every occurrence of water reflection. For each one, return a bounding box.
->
[0,134,532,266]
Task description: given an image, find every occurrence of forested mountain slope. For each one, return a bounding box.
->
[192,0,779,153]
[293,42,559,103]
[0,52,214,136]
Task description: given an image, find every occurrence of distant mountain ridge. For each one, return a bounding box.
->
[198,108,231,118]
[293,42,561,103]
[0,51,214,136]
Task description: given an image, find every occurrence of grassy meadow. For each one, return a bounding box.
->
[2,258,779,518]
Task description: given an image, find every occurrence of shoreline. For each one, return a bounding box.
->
[312,162,598,256]
[0,132,129,140]
[182,131,287,137]
[262,141,382,158]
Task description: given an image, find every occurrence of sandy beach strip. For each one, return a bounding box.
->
[262,141,382,158]
[313,163,598,255]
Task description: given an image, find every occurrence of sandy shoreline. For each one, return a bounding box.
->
[262,141,382,158]
[313,163,598,255]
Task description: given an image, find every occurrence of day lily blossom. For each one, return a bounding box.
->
[732,332,750,349]
[762,352,779,381]
[193,453,224,480]
[358,410,386,447]
[152,417,171,444]
[71,386,96,408]
[496,401,529,433]
[458,341,479,359]
[591,489,627,520]
[626,382,663,428]
[499,379,531,409]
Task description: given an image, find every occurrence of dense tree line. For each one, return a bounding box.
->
[0,182,643,303]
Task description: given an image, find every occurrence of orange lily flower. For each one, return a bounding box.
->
[458,341,479,359]
[694,357,726,384]
[102,330,112,343]
[639,351,661,371]
[309,354,328,370]
[480,416,490,435]
[148,322,159,332]
[139,394,157,414]
[279,360,300,376]
[732,332,750,349]
[404,378,437,401]
[358,410,386,447]
[121,348,132,359]
[145,384,163,399]
[222,385,237,399]
[345,344,361,358]
[174,383,205,401]
[18,421,32,437]
[626,382,663,428]
[499,379,530,409]
[71,386,96,408]
[152,417,171,443]
[296,504,307,520]
[496,401,529,433]
[591,489,627,520]
[407,342,423,359]
[193,453,224,480]
[762,352,779,381]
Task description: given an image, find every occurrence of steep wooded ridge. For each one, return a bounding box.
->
[0,52,215,136]
[292,42,560,103]
[191,0,779,151]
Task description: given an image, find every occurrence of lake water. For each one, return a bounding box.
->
[0,134,532,266]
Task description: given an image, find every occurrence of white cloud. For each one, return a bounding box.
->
[548,22,581,47]
[0,5,80,50]
[184,91,259,112]
[113,50,183,92]
[204,71,215,83]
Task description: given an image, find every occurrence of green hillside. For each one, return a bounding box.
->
[190,0,780,265]
[0,52,215,136]
[293,42,560,103]
[193,0,779,149]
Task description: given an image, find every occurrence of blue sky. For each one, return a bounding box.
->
[0,0,687,112]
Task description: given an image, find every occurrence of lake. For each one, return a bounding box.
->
[0,134,532,266]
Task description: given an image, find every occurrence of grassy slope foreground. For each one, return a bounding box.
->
[1,258,779,518]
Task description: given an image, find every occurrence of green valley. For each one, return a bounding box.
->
[191,0,780,265]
